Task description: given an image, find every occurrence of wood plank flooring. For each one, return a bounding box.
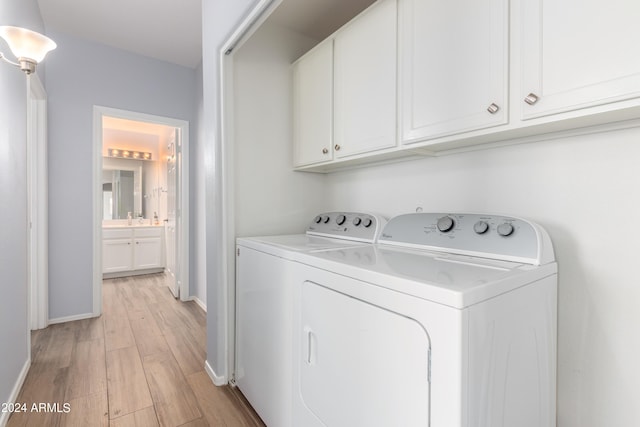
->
[8,273,265,427]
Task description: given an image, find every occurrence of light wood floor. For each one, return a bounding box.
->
[8,273,265,427]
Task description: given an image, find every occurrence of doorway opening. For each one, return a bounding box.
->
[92,106,190,315]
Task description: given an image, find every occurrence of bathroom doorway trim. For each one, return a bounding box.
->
[92,106,190,315]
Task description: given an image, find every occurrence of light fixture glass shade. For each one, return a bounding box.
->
[0,26,56,63]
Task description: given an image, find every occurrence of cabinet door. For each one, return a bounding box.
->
[399,0,508,144]
[133,237,163,270]
[521,0,640,119]
[293,40,333,166]
[297,281,430,427]
[334,0,397,158]
[103,239,133,273]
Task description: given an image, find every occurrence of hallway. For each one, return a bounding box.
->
[8,274,264,426]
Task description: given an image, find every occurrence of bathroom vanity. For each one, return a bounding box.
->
[102,224,165,278]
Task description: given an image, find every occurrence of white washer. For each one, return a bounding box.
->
[291,212,558,427]
[235,212,387,427]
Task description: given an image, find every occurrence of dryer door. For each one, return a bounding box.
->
[297,280,431,427]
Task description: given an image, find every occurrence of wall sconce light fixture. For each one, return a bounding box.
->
[0,26,56,75]
[108,148,153,161]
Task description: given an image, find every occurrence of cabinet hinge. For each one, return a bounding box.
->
[237,248,240,256]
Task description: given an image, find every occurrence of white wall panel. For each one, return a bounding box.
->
[234,23,325,238]
[325,127,640,427]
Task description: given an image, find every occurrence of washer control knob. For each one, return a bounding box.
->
[314,215,322,224]
[336,214,346,225]
[473,221,489,234]
[353,217,362,226]
[437,216,455,232]
[322,215,330,224]
[363,218,373,228]
[497,222,514,237]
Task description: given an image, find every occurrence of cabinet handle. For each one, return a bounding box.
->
[322,147,329,154]
[334,144,341,151]
[128,242,131,245]
[136,241,140,244]
[524,93,539,105]
[487,103,500,114]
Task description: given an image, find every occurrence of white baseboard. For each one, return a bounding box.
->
[48,312,96,325]
[190,296,207,312]
[0,357,31,427]
[204,360,227,386]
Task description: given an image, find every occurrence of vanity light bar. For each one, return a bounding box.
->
[108,148,152,160]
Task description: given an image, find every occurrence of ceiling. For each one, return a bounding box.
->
[103,116,173,136]
[37,0,202,68]
[102,116,174,154]
[269,0,376,41]
[37,0,375,70]
[38,0,375,139]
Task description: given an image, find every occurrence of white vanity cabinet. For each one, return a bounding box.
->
[293,39,334,167]
[132,228,164,270]
[398,0,508,144]
[103,228,134,273]
[103,226,164,277]
[519,0,640,120]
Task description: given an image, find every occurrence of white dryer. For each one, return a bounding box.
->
[291,213,557,427]
[235,212,387,427]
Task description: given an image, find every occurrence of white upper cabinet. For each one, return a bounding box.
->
[293,40,334,167]
[333,0,397,158]
[399,0,509,144]
[520,0,640,120]
[291,0,640,172]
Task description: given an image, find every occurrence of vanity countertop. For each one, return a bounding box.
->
[102,223,164,229]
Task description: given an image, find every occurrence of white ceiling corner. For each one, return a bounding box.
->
[37,0,377,69]
[37,0,202,68]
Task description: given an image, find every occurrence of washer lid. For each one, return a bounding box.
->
[299,244,557,308]
[237,234,367,256]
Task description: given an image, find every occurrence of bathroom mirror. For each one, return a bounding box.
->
[103,158,143,220]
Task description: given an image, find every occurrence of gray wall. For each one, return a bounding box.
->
[45,31,197,320]
[202,0,258,380]
[0,0,46,411]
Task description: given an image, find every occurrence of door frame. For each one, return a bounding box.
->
[27,73,49,330]
[92,106,190,315]
[218,0,282,385]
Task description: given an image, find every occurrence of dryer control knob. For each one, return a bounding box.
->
[353,217,362,226]
[474,221,489,234]
[336,214,346,225]
[322,215,330,224]
[497,222,514,237]
[314,215,322,224]
[437,216,455,232]
[363,218,373,228]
